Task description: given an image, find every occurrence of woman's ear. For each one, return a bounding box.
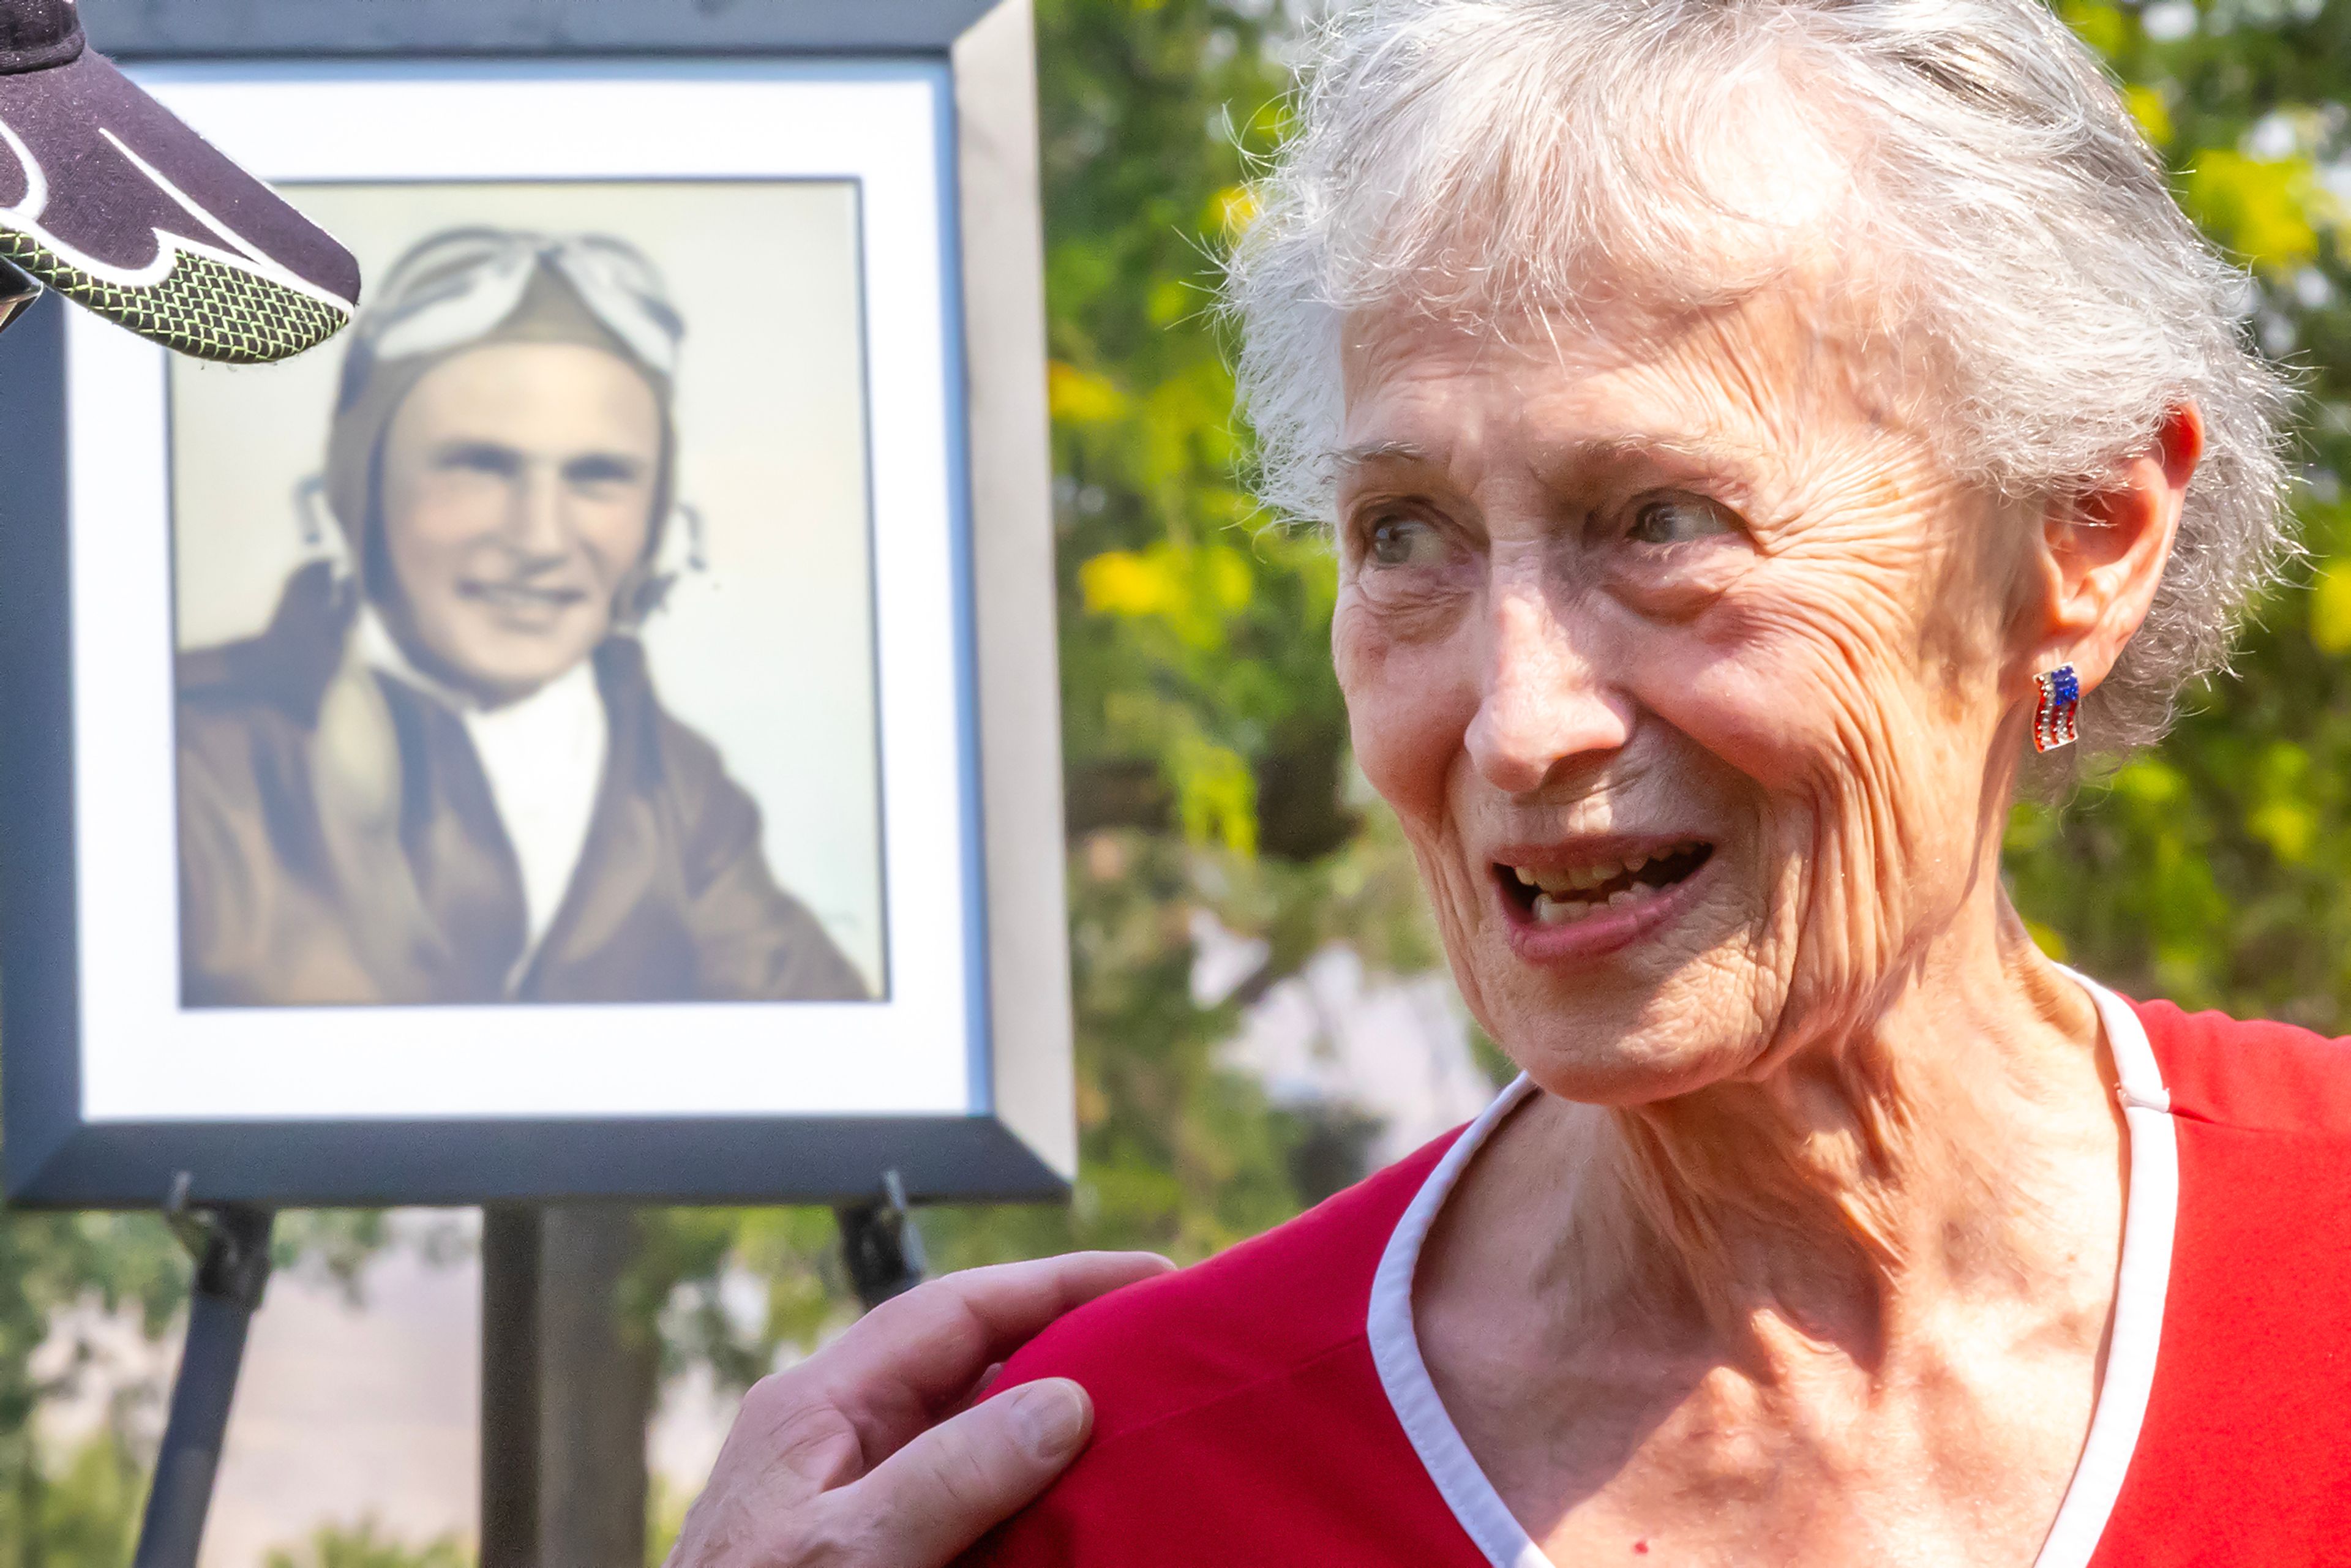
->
[2028,402,2202,691]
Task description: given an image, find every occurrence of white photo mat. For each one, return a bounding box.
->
[70,61,983,1122]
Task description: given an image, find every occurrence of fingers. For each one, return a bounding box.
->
[823,1378,1095,1567]
[667,1253,1164,1568]
[814,1251,1169,1453]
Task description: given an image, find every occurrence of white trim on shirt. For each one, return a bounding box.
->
[1367,970,2175,1568]
[1367,1071,1547,1568]
[2036,969,2175,1568]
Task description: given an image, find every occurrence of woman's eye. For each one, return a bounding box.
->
[1367,517,1441,567]
[1626,493,1739,546]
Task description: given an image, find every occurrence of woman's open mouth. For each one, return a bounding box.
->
[1491,840,1714,961]
[1498,841,1713,925]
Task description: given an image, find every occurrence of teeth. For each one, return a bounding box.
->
[1531,880,1660,925]
[1508,844,1700,905]
[1525,863,1622,895]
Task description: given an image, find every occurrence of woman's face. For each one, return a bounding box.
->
[1333,295,2034,1103]
[377,341,663,705]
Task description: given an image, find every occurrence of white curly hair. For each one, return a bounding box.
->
[1225,0,2298,750]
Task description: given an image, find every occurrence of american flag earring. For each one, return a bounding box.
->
[2033,664,2081,753]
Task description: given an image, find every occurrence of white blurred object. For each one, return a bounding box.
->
[1188,907,1269,1010]
[1199,913,1499,1168]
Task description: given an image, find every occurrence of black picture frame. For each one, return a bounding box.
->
[1,0,1070,1209]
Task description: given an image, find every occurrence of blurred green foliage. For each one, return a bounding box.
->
[0,1213,182,1567]
[260,1519,469,1568]
[2009,0,2351,1029]
[9,1,2351,1562]
[0,1431,148,1567]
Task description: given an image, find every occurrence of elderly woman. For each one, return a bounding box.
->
[958,1,2351,1562]
[177,228,867,1006]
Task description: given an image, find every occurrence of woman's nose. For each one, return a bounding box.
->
[1463,587,1632,795]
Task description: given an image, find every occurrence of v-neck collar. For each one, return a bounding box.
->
[1367,971,2177,1568]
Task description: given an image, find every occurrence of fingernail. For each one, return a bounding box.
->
[1007,1378,1090,1462]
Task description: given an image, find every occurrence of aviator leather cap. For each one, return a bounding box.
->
[0,0,359,360]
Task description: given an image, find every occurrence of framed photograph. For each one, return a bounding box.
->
[0,1,1073,1207]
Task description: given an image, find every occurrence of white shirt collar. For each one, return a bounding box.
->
[354,603,610,974]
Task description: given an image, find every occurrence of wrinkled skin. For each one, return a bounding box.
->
[1333,294,2026,1102]
[377,341,663,707]
[1333,289,2196,1565]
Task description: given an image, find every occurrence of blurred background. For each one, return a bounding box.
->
[6,0,2350,1560]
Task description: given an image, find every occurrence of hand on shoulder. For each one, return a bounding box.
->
[665,1250,1171,1568]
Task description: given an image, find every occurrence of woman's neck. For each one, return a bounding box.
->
[1458,900,2125,1385]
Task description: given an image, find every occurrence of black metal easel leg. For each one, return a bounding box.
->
[836,1169,928,1311]
[479,1204,542,1568]
[133,1204,274,1568]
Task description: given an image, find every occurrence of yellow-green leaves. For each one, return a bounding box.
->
[1080,539,1254,650]
[2110,754,2188,809]
[2245,741,2319,865]
[2125,83,2175,148]
[2024,918,2071,961]
[1171,729,1258,854]
[1207,182,1257,238]
[2061,0,2130,61]
[2182,148,2330,277]
[1048,359,1128,424]
[2311,557,2351,654]
[1146,277,1196,327]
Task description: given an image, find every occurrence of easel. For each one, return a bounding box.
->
[131,1195,275,1568]
[130,1176,926,1568]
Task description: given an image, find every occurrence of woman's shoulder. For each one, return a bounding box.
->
[2103,993,2351,1530]
[989,1123,1469,1446]
[2129,994,2351,1136]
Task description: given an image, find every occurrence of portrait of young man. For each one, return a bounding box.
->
[173,224,873,1008]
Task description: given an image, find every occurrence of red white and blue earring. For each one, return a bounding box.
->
[2033,664,2080,753]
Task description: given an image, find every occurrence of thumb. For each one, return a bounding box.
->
[827,1378,1093,1567]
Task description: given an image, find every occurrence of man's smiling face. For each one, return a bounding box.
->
[377,340,662,707]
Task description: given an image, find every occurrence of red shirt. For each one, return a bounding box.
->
[967,983,2351,1566]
